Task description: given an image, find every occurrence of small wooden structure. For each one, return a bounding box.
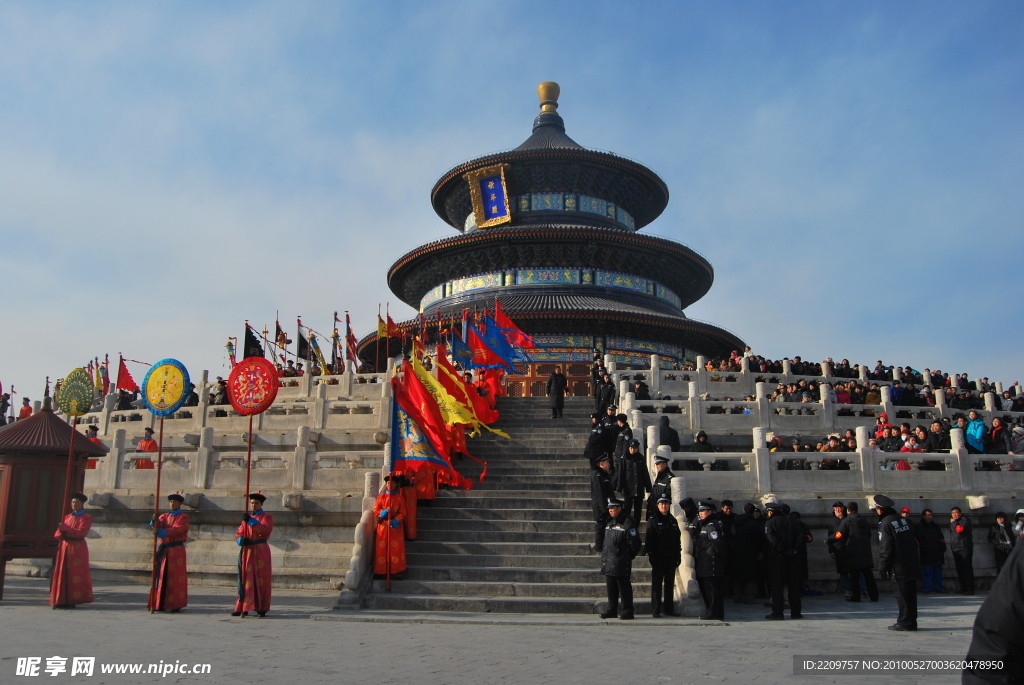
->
[0,401,107,599]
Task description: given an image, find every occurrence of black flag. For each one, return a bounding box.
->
[296,324,309,360]
[244,325,264,359]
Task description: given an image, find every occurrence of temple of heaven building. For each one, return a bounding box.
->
[359,82,744,396]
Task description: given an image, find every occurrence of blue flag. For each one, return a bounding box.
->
[450,331,475,368]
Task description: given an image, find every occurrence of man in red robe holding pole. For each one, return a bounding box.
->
[148,493,189,612]
[373,477,407,579]
[233,493,273,617]
[50,493,93,609]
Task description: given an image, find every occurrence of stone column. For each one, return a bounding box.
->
[649,355,660,394]
[688,382,701,431]
[751,427,771,493]
[740,355,752,396]
[695,356,707,395]
[32,400,41,415]
[994,381,1004,395]
[781,359,793,381]
[193,426,214,489]
[880,385,894,418]
[646,424,660,473]
[293,425,310,490]
[100,392,116,436]
[107,428,127,489]
[855,426,875,490]
[984,392,998,414]
[299,371,312,398]
[822,360,833,380]
[382,441,393,480]
[935,388,948,419]
[755,382,769,429]
[314,383,328,430]
[620,391,635,414]
[619,380,630,405]
[951,428,971,492]
[363,471,381,512]
[858,364,869,383]
[341,367,354,396]
[629,409,644,455]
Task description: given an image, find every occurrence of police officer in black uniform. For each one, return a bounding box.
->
[583,412,607,469]
[874,494,921,631]
[616,439,651,525]
[646,455,674,519]
[589,455,615,553]
[612,414,632,461]
[597,374,616,414]
[645,494,681,617]
[599,498,642,620]
[690,501,728,620]
[764,501,802,620]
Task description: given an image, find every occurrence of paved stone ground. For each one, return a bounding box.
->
[1,577,983,684]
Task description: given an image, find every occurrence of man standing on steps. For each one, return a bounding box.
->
[764,501,802,621]
[690,501,728,620]
[547,365,567,419]
[616,439,651,525]
[584,412,607,469]
[646,455,674,520]
[646,495,681,617]
[597,373,616,414]
[599,498,642,620]
[590,455,615,553]
[613,414,633,462]
[875,494,921,631]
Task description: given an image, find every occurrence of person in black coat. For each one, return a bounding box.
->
[546,366,567,419]
[646,456,674,519]
[599,499,642,620]
[789,510,813,591]
[987,512,1016,575]
[914,509,947,592]
[589,456,616,553]
[763,502,802,620]
[613,414,633,461]
[645,495,681,617]
[731,504,764,604]
[583,413,608,469]
[837,501,879,602]
[949,507,975,594]
[616,440,652,525]
[659,415,681,452]
[825,502,849,595]
[874,494,922,631]
[689,501,728,620]
[596,374,616,413]
[690,430,713,453]
[962,542,1024,684]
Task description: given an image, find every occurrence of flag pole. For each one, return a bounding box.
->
[376,304,382,374]
[60,417,78,519]
[148,416,165,613]
[244,414,254,515]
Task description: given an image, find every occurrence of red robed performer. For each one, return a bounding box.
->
[50,493,93,608]
[391,471,418,540]
[372,477,407,576]
[233,492,273,617]
[148,493,189,612]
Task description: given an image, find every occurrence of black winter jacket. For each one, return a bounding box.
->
[878,510,921,579]
[589,468,615,520]
[836,513,874,571]
[601,513,641,577]
[690,516,728,578]
[615,452,651,498]
[963,543,1024,684]
[913,519,947,566]
[949,516,974,552]
[645,512,681,568]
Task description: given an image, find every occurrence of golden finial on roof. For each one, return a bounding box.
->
[538,81,560,113]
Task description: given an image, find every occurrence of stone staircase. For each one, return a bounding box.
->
[365,396,656,613]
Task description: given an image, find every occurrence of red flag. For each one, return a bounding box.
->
[436,343,499,424]
[494,301,535,348]
[116,356,139,393]
[467,326,508,368]
[392,361,452,459]
[386,314,402,338]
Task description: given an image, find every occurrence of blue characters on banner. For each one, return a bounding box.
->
[479,175,508,221]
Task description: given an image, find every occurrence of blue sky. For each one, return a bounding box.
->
[0,1,1021,402]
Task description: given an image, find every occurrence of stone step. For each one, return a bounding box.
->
[415,518,594,534]
[370,579,653,599]
[408,540,597,556]
[484,465,593,475]
[417,507,595,522]
[363,594,660,614]
[405,552,652,570]
[400,565,648,584]
[414,529,593,544]
[481,475,591,486]
[434,494,591,506]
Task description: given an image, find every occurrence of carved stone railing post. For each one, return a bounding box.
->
[107,428,127,489]
[751,427,770,493]
[880,385,894,418]
[688,382,701,431]
[951,428,971,492]
[781,359,793,382]
[755,382,770,429]
[194,426,214,489]
[855,426,875,490]
[649,355,660,395]
[984,392,998,414]
[695,356,707,395]
[293,426,310,490]
[646,424,659,474]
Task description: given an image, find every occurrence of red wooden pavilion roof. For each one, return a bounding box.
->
[0,407,108,456]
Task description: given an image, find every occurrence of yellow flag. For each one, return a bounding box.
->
[410,356,476,428]
[435,357,510,439]
[377,316,388,339]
